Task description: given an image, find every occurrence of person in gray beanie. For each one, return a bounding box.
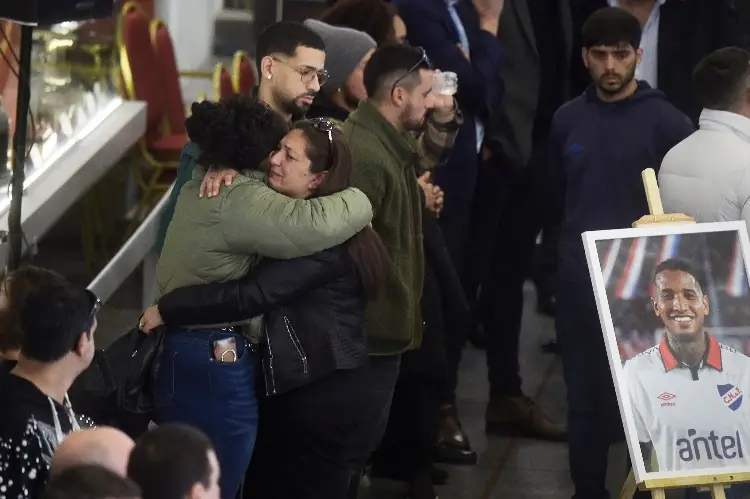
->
[303,19,377,121]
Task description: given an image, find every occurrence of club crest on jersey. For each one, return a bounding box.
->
[717,384,743,411]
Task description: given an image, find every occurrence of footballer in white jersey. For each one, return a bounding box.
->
[623,259,750,473]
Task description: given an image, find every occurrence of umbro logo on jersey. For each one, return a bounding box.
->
[717,384,743,411]
[658,392,676,407]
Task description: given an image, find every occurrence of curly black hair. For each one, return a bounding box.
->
[185,96,288,171]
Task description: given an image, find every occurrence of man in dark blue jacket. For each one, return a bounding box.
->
[393,0,504,267]
[393,0,504,464]
[551,8,694,498]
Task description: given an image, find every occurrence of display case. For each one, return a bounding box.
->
[0,19,122,204]
[0,17,146,263]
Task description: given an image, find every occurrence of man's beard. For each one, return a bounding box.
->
[596,64,637,96]
[399,104,427,133]
[280,93,316,120]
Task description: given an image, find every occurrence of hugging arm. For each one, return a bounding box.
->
[157,251,347,326]
[220,182,373,259]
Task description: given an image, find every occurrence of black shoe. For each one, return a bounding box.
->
[433,441,478,465]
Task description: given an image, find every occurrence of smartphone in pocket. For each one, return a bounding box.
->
[213,337,238,363]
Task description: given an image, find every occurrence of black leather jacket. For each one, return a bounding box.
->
[157,246,368,395]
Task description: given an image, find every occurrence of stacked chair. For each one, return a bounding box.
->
[116,1,256,236]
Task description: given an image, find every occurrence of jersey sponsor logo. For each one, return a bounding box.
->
[677,429,744,463]
[658,392,676,407]
[717,384,743,411]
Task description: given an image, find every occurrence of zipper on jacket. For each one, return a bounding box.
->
[265,334,277,395]
[284,316,308,375]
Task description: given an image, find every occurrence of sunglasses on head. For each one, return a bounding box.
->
[391,46,434,96]
[85,288,102,333]
[309,117,340,145]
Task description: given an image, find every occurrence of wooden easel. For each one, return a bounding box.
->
[619,169,750,498]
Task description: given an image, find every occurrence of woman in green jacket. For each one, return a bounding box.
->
[152,97,373,499]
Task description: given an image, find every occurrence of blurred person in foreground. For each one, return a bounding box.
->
[0,266,68,373]
[157,20,329,253]
[43,465,141,499]
[141,118,389,499]
[550,8,693,498]
[660,46,750,231]
[127,424,220,499]
[0,281,100,498]
[51,427,135,477]
[151,97,372,499]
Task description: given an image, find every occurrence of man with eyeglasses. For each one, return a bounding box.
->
[0,280,100,499]
[157,20,332,254]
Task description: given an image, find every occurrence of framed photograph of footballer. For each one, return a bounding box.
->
[583,221,750,483]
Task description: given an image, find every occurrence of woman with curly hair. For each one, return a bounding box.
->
[141,118,387,499]
[151,96,373,499]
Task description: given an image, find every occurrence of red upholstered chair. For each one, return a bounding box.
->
[213,63,234,101]
[118,1,186,232]
[232,50,255,96]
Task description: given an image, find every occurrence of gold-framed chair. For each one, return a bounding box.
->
[231,50,255,95]
[213,63,234,101]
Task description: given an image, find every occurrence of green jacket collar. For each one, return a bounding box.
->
[348,100,417,166]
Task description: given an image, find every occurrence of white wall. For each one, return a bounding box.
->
[155,0,224,70]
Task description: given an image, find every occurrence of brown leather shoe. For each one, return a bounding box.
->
[485,396,568,441]
[433,405,478,465]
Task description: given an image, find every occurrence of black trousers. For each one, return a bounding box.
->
[245,365,374,499]
[556,278,623,499]
[457,139,561,400]
[479,148,547,397]
[438,157,507,405]
[346,355,402,499]
[373,259,445,476]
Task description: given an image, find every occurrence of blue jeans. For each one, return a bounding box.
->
[153,329,258,499]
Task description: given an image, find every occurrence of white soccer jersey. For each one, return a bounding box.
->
[624,333,750,473]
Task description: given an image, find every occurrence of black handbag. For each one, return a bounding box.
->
[109,325,166,439]
[68,349,117,425]
[68,324,166,438]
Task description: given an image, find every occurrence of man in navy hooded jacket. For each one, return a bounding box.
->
[551,8,693,498]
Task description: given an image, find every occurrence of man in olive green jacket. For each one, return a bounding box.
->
[343,43,453,472]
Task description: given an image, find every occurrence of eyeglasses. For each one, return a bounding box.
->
[272,57,329,86]
[391,46,434,96]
